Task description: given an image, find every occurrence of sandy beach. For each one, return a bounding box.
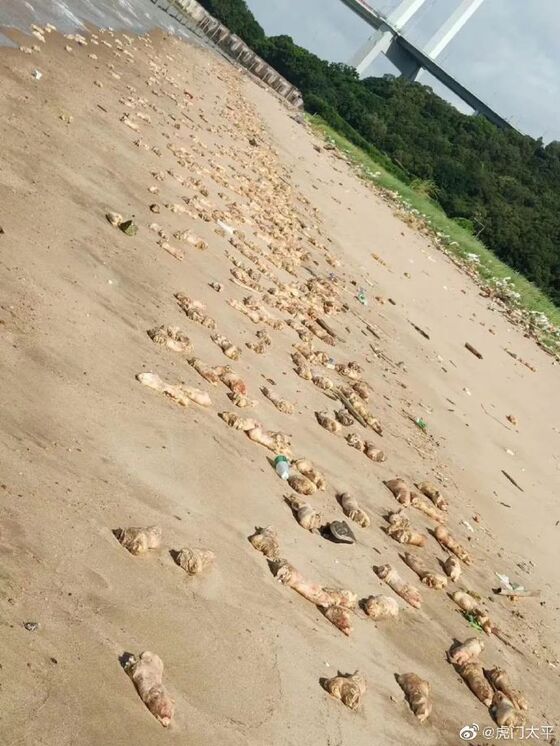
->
[1,19,559,746]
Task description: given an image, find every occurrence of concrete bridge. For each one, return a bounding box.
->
[340,0,512,130]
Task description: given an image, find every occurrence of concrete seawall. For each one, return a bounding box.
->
[152,0,304,108]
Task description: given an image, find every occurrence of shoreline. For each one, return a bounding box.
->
[0,0,192,46]
[1,19,559,745]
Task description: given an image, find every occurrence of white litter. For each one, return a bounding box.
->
[217,220,234,236]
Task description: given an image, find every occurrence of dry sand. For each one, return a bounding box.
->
[1,23,559,746]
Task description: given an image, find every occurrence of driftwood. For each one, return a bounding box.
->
[317,318,344,342]
[504,348,536,372]
[465,342,483,359]
[366,324,382,340]
[501,470,524,493]
[409,321,430,340]
[495,588,540,599]
[338,391,368,429]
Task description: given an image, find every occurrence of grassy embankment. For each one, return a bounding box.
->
[308,115,560,357]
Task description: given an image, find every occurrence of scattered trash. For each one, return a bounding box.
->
[274,454,290,480]
[501,470,524,492]
[119,219,138,236]
[460,519,474,533]
[409,321,430,340]
[327,520,355,544]
[493,574,540,599]
[32,69,42,80]
[356,289,367,305]
[23,622,39,632]
[495,573,523,593]
[517,560,534,575]
[506,414,518,427]
[463,387,472,396]
[504,348,536,373]
[106,211,123,227]
[414,417,427,432]
[465,342,483,359]
[216,220,234,236]
[463,612,484,632]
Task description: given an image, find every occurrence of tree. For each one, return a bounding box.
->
[200,0,560,304]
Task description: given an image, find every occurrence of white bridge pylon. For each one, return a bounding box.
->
[387,0,429,29]
[349,0,485,78]
[424,0,485,59]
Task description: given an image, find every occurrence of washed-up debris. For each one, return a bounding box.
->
[410,321,430,340]
[504,348,536,372]
[216,220,234,235]
[495,573,519,592]
[327,520,355,544]
[464,612,485,632]
[323,671,366,710]
[106,211,123,227]
[501,470,524,492]
[23,621,39,632]
[414,417,427,432]
[375,564,422,608]
[248,526,280,560]
[173,547,215,576]
[124,651,174,727]
[285,495,322,531]
[494,573,540,599]
[465,342,483,359]
[119,219,138,236]
[362,595,399,620]
[339,492,370,528]
[271,560,355,635]
[395,672,432,722]
[114,525,162,555]
[433,526,472,564]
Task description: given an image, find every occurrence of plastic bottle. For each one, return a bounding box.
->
[274,455,290,480]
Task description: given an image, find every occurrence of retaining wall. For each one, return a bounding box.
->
[154,0,304,108]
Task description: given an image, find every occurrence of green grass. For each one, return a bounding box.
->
[308,115,560,357]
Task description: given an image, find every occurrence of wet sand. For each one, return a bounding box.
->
[0,0,192,46]
[1,21,559,746]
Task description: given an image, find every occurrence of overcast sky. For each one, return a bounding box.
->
[245,0,560,142]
